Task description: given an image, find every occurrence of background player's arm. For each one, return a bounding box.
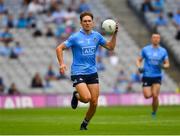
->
[136,56,144,73]
[56,43,67,74]
[162,59,170,69]
[136,56,143,68]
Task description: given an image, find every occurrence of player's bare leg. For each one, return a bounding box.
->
[85,84,99,120]
[151,84,160,116]
[71,83,91,109]
[143,87,152,99]
[80,84,99,130]
[75,83,91,103]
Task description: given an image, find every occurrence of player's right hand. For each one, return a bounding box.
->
[138,67,144,73]
[59,64,67,75]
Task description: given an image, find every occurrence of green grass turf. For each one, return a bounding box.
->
[0,106,180,135]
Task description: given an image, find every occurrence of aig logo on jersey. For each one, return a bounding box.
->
[82,46,96,56]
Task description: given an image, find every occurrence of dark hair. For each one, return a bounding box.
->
[152,33,160,36]
[80,12,93,21]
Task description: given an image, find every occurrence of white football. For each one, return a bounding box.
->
[102,19,116,33]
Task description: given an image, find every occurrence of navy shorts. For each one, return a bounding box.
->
[142,76,162,87]
[71,73,99,87]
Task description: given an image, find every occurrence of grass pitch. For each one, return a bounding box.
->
[0,106,180,135]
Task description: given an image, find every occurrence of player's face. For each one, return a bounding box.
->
[151,34,161,46]
[81,16,94,32]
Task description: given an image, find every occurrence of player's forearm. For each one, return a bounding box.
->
[161,59,170,69]
[56,46,64,66]
[107,33,117,50]
[136,59,142,68]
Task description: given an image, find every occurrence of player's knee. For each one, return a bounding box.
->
[83,96,91,103]
[144,96,148,99]
[144,96,149,99]
[144,95,152,99]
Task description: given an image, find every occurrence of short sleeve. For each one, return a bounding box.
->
[64,35,74,48]
[140,48,145,58]
[98,33,106,46]
[163,49,168,61]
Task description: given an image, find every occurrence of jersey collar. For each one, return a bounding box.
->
[80,28,93,35]
[151,44,160,49]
